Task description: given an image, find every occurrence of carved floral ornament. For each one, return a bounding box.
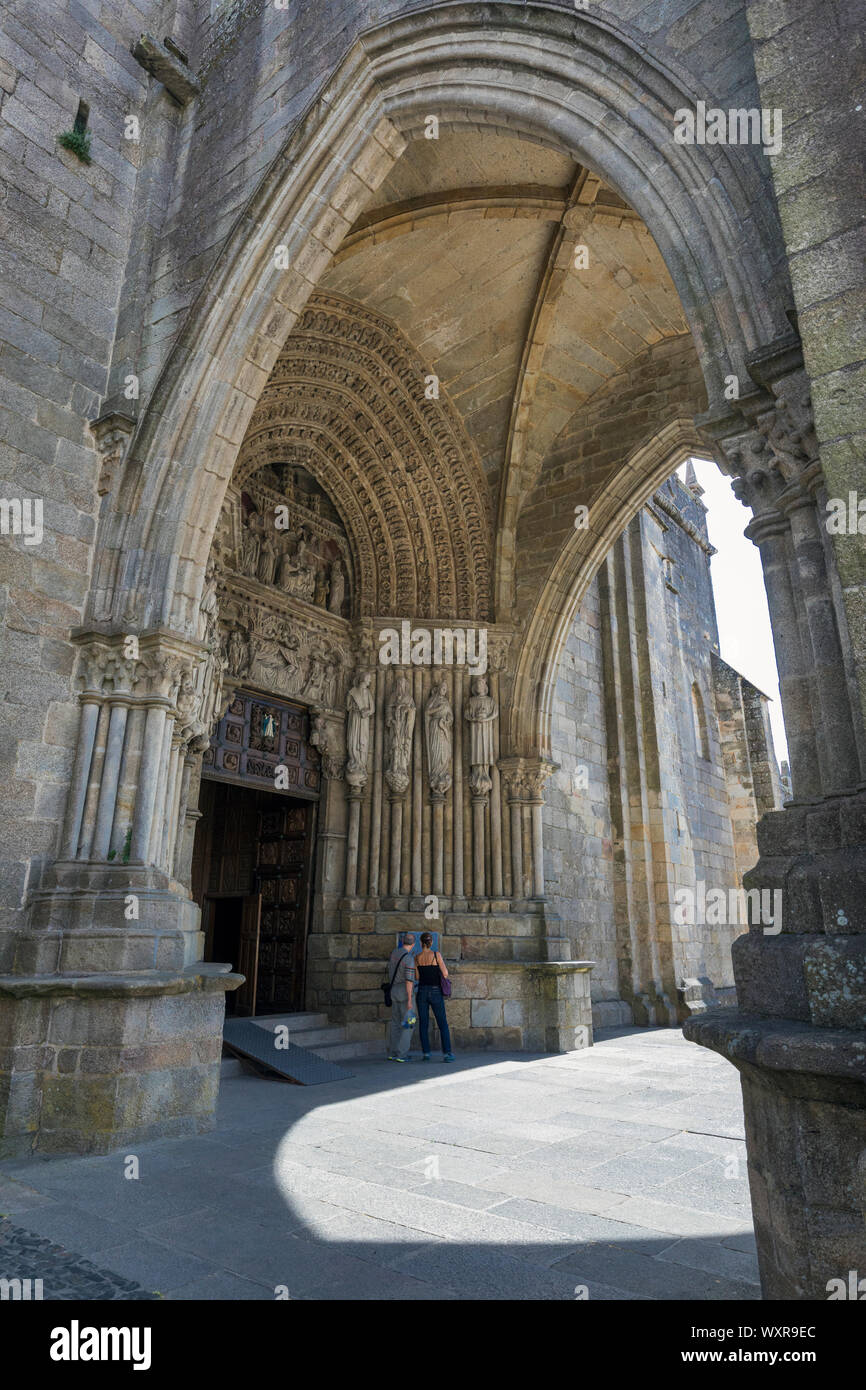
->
[499,756,557,802]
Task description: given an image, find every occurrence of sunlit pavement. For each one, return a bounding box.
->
[0,1027,759,1300]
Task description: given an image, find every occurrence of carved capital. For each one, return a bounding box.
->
[757,370,820,487]
[522,757,558,802]
[498,757,528,801]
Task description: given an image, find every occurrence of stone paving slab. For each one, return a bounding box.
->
[0,1028,759,1300]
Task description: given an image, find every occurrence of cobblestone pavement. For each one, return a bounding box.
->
[0,1219,158,1300]
[0,1028,759,1301]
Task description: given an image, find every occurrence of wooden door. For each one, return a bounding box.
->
[254,802,315,1012]
[234,892,262,1016]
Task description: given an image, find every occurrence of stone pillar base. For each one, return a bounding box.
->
[0,964,242,1157]
[684,1008,866,1299]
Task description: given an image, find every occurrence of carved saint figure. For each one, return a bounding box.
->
[226,625,249,677]
[328,558,346,615]
[345,671,375,785]
[240,512,261,577]
[322,652,340,709]
[465,675,497,797]
[257,527,279,586]
[424,677,453,797]
[198,559,219,643]
[305,651,326,703]
[313,563,329,609]
[385,671,416,796]
[279,535,316,600]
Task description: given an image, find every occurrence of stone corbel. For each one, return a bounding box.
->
[89,412,135,497]
[131,34,199,104]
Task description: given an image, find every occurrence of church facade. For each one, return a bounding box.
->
[0,1,864,1299]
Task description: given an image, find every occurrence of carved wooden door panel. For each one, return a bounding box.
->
[254,802,315,1012]
[234,893,262,1017]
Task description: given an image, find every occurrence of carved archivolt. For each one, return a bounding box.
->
[235,292,493,620]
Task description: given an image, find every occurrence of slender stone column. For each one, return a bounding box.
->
[367,667,385,897]
[130,702,169,863]
[431,793,445,895]
[344,791,362,897]
[172,751,195,878]
[782,480,861,792]
[389,793,403,896]
[530,801,545,899]
[472,795,486,899]
[91,699,130,861]
[719,426,824,802]
[500,761,525,902]
[160,738,184,871]
[745,510,821,798]
[78,701,111,860]
[147,716,176,864]
[524,760,556,901]
[60,695,101,859]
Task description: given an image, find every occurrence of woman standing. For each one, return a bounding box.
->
[415,932,454,1063]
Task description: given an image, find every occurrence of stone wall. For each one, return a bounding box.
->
[0,0,164,936]
[544,469,782,1027]
[545,579,618,1015]
[311,910,593,1054]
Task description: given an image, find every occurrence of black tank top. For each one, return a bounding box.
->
[416,952,442,987]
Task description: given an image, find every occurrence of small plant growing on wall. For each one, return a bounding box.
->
[57,100,92,164]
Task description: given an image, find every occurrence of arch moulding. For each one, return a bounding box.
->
[508,416,718,757]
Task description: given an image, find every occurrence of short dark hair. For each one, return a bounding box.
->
[420,932,433,947]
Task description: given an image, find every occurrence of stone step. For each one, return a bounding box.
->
[248,1012,330,1033]
[220,1056,245,1079]
[309,1038,384,1062]
[249,1019,346,1048]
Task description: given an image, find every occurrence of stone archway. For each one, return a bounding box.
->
[87,2,791,645]
[3,5,863,1305]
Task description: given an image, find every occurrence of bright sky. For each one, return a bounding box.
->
[679,457,788,765]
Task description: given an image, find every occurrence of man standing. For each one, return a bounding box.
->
[386,932,416,1062]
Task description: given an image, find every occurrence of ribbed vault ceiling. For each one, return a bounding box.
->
[322,131,690,513]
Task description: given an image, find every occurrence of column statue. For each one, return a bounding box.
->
[345,670,375,787]
[385,671,416,796]
[424,677,453,796]
[465,674,497,796]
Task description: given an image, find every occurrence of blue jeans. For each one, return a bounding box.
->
[417,985,452,1055]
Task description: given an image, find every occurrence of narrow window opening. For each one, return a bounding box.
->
[72,100,89,136]
[692,682,710,761]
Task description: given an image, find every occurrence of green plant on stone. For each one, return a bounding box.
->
[57,128,91,163]
[107,828,133,864]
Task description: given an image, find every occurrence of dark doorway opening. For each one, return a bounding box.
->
[191,779,316,1017]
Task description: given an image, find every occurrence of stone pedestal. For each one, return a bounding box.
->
[685,790,866,1298]
[0,963,242,1157]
